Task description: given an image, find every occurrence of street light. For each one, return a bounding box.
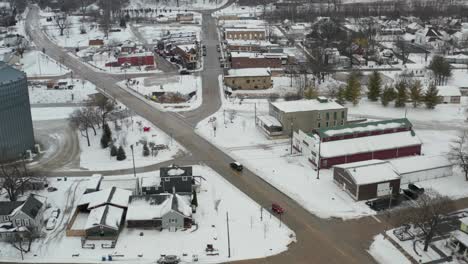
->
[130,145,136,178]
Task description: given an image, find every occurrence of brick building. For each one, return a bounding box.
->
[230,52,286,69]
[224,68,272,90]
[225,28,266,40]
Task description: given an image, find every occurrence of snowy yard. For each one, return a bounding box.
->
[0,166,294,263]
[20,50,70,77]
[78,115,186,171]
[118,75,203,111]
[31,107,77,121]
[29,79,97,104]
[368,234,411,264]
[41,14,137,48]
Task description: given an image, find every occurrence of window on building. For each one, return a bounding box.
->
[182,176,187,181]
[318,122,321,128]
[326,112,330,120]
[325,122,329,127]
[15,219,21,226]
[333,112,337,119]
[246,80,250,84]
[341,111,345,118]
[302,140,309,146]
[165,178,170,182]
[341,120,344,125]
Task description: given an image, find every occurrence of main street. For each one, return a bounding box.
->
[25,4,384,264]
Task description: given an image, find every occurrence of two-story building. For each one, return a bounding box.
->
[224,68,272,90]
[225,28,266,40]
[141,165,194,195]
[256,97,347,137]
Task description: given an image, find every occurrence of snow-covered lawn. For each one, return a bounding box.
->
[212,3,265,18]
[195,79,468,219]
[29,79,97,104]
[41,15,137,48]
[78,115,186,171]
[20,50,70,77]
[127,0,229,10]
[368,234,411,264]
[0,166,294,263]
[31,107,77,121]
[119,75,203,111]
[136,24,201,45]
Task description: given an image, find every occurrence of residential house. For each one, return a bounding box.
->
[406,22,423,34]
[0,195,44,240]
[446,217,468,262]
[83,205,124,240]
[444,54,468,64]
[333,160,401,201]
[224,68,272,90]
[292,118,422,169]
[414,27,446,50]
[437,85,461,104]
[88,39,104,46]
[141,165,194,195]
[126,194,192,231]
[256,97,347,137]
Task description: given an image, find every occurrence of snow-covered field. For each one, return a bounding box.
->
[20,50,70,77]
[127,0,229,10]
[0,166,294,263]
[195,79,468,219]
[29,79,97,104]
[368,234,411,264]
[120,75,203,111]
[41,14,136,48]
[31,107,77,121]
[78,115,186,171]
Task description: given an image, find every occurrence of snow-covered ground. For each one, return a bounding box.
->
[135,24,201,45]
[29,79,97,104]
[31,107,77,121]
[212,3,266,18]
[127,0,229,10]
[368,234,411,264]
[119,75,203,111]
[195,77,468,219]
[78,115,186,171]
[0,166,294,263]
[41,14,137,48]
[20,50,70,77]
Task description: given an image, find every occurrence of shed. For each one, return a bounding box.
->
[84,205,124,239]
[389,155,453,184]
[333,160,400,201]
[437,86,461,104]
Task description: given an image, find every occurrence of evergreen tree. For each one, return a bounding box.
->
[367,71,382,101]
[100,123,112,148]
[304,85,318,99]
[409,80,423,108]
[116,146,126,161]
[345,72,361,105]
[142,143,150,157]
[336,87,346,105]
[110,145,118,157]
[394,81,407,107]
[381,85,396,107]
[424,83,440,109]
[429,56,452,85]
[191,189,198,207]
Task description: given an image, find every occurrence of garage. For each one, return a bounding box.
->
[389,155,453,184]
[333,160,401,201]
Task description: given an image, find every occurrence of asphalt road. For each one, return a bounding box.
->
[24,4,383,264]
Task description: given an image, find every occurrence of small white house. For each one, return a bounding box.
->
[437,85,462,104]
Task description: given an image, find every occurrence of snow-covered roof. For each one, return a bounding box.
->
[86,174,102,190]
[257,115,282,127]
[141,176,160,188]
[320,131,421,158]
[389,155,452,175]
[167,168,186,176]
[334,160,400,185]
[85,205,123,230]
[119,52,153,58]
[437,86,461,97]
[454,230,468,247]
[226,39,276,47]
[227,68,271,77]
[459,217,468,226]
[271,99,345,113]
[230,52,287,59]
[126,194,191,221]
[79,187,132,209]
[225,27,265,32]
[317,118,412,138]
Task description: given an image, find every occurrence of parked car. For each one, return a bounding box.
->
[271,203,285,214]
[51,208,61,219]
[47,187,58,192]
[46,217,57,230]
[230,162,243,171]
[408,183,425,194]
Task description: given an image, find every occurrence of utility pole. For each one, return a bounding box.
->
[316,135,321,179]
[226,212,231,258]
[289,118,295,155]
[254,103,257,125]
[130,145,136,178]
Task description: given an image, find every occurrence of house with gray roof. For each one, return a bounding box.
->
[0,195,44,240]
[141,165,194,195]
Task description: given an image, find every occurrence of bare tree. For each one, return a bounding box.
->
[55,14,70,36]
[449,130,468,181]
[88,94,115,128]
[0,163,37,202]
[69,107,100,147]
[394,190,455,252]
